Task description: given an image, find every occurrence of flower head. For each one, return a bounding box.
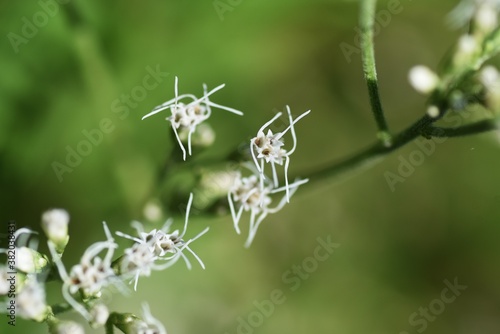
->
[250,106,310,203]
[116,193,209,291]
[142,76,243,160]
[228,167,308,247]
[17,276,48,322]
[48,222,118,320]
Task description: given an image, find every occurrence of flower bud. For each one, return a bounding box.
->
[143,201,163,221]
[475,3,497,33]
[458,34,477,54]
[90,303,110,328]
[108,304,166,334]
[17,247,49,273]
[480,66,500,89]
[408,65,439,94]
[41,209,69,253]
[480,66,500,112]
[454,34,478,65]
[192,123,216,147]
[426,105,440,118]
[17,278,48,322]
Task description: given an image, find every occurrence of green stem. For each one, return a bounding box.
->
[305,114,430,185]
[105,316,116,334]
[422,119,498,137]
[360,0,391,145]
[304,114,497,187]
[51,303,72,315]
[303,18,500,188]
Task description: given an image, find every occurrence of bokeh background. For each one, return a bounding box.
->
[1,0,500,333]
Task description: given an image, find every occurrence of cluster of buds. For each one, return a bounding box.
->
[408,1,500,118]
[448,0,500,31]
[0,227,50,323]
[47,221,118,321]
[227,105,310,247]
[142,76,243,160]
[0,195,206,333]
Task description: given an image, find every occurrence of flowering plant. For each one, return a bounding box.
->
[3,0,500,333]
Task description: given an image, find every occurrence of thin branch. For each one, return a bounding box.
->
[305,114,432,186]
[422,119,498,138]
[360,0,391,145]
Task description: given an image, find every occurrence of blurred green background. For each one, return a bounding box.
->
[2,0,500,333]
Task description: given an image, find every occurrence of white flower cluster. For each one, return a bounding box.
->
[0,229,49,322]
[228,170,308,247]
[48,221,118,320]
[228,106,310,247]
[409,1,500,116]
[16,276,48,322]
[39,195,206,330]
[143,76,243,160]
[116,193,208,291]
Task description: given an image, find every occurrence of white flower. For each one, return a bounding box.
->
[17,276,48,322]
[48,222,118,321]
[250,106,310,203]
[142,76,243,160]
[228,168,309,247]
[408,66,439,95]
[117,193,209,291]
[41,209,69,251]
